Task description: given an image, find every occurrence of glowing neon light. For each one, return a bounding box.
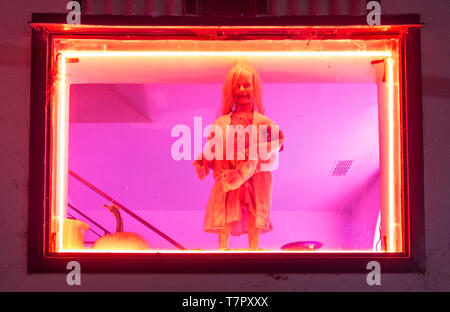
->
[55,24,410,32]
[70,25,389,29]
[60,51,392,58]
[387,57,395,252]
[58,249,383,254]
[54,49,398,253]
[373,211,381,251]
[57,54,66,252]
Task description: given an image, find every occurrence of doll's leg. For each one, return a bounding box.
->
[218,224,231,249]
[247,212,260,249]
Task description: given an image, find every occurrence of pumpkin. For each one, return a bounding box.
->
[93,231,150,250]
[92,203,150,251]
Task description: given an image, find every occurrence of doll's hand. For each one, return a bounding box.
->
[221,160,258,192]
[221,169,243,192]
[236,159,258,180]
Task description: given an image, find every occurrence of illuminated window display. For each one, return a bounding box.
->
[28,16,424,272]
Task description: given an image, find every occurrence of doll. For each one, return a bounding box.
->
[193,61,284,250]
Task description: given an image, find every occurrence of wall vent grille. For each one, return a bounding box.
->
[330,160,354,176]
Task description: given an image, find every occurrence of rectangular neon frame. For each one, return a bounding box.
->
[28,14,425,273]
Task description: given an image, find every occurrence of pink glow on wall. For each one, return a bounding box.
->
[68,82,380,250]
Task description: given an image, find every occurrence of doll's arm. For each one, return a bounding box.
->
[192,120,221,180]
[193,154,210,180]
[220,126,285,190]
[256,126,285,155]
[253,126,285,173]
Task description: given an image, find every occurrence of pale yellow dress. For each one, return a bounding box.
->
[193,110,284,236]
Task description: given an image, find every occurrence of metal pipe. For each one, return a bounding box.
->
[67,212,103,238]
[68,203,111,235]
[69,170,186,250]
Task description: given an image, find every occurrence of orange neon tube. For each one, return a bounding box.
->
[54,50,399,253]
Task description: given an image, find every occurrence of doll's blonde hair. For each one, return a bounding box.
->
[221,61,264,115]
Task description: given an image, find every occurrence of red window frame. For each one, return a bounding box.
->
[28,14,425,273]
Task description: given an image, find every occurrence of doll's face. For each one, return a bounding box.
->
[233,70,253,108]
